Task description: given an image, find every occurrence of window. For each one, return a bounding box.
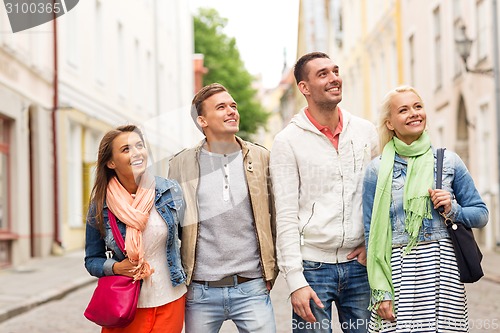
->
[476,0,488,61]
[134,39,141,109]
[433,7,442,89]
[478,103,490,189]
[409,34,415,86]
[117,23,126,98]
[66,6,79,68]
[453,0,462,20]
[95,0,105,84]
[332,0,343,48]
[68,123,83,227]
[0,118,10,232]
[146,51,153,116]
[83,131,98,222]
[453,22,463,77]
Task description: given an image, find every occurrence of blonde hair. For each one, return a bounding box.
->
[378,85,424,148]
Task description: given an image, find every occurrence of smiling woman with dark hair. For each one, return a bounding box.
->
[84,125,187,333]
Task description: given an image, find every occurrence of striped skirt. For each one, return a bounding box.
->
[368,238,469,333]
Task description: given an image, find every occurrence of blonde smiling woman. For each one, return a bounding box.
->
[363,86,488,332]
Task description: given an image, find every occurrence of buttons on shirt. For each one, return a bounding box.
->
[223,155,230,201]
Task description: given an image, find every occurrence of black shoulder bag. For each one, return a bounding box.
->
[436,148,483,283]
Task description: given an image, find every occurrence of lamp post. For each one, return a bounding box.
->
[455,23,494,76]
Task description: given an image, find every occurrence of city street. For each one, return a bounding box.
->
[0,274,498,333]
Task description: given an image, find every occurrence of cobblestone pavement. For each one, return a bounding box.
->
[0,250,498,332]
[0,273,498,333]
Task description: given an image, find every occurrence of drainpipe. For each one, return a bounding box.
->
[52,8,61,249]
[28,107,34,257]
[493,0,500,248]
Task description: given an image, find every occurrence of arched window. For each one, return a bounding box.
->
[456,95,470,168]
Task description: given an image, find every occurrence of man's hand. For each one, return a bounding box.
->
[347,243,367,266]
[376,300,395,321]
[291,286,324,323]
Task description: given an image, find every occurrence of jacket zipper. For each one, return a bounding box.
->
[300,202,316,246]
[336,149,346,262]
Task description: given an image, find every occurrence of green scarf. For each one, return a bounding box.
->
[367,131,434,313]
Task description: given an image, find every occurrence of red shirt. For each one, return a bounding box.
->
[305,108,343,150]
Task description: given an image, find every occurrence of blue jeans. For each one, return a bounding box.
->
[292,260,371,333]
[185,278,276,333]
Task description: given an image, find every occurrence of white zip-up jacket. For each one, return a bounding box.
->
[270,107,379,293]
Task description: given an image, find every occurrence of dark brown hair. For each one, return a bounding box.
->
[293,52,330,84]
[192,83,228,116]
[89,124,145,234]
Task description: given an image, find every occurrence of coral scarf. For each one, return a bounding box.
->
[106,173,156,280]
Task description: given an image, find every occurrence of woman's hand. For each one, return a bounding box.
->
[428,188,452,214]
[112,259,137,278]
[376,300,395,321]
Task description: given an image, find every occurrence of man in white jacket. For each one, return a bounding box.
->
[270,52,378,333]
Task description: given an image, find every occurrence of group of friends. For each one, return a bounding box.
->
[84,52,489,333]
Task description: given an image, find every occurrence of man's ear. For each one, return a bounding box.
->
[197,115,208,129]
[297,81,309,95]
[106,160,116,169]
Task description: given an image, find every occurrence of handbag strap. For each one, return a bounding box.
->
[436,148,445,189]
[107,210,126,254]
[436,148,446,213]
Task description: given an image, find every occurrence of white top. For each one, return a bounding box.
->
[270,107,379,293]
[137,206,186,308]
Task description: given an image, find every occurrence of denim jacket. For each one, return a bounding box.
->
[84,176,186,287]
[363,148,488,247]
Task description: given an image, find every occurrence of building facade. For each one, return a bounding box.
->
[296,0,499,250]
[56,0,199,254]
[0,0,200,268]
[400,0,499,250]
[0,10,55,266]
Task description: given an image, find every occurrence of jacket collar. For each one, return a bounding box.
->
[154,176,177,196]
[195,136,249,158]
[292,106,351,135]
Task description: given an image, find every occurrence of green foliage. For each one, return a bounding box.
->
[194,8,269,139]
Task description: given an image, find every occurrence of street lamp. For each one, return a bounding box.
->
[455,23,494,76]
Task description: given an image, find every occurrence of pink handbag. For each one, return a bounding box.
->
[84,210,141,328]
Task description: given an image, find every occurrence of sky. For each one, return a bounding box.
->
[189,0,300,89]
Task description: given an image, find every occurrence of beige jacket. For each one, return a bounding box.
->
[168,137,277,285]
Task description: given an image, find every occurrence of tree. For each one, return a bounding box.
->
[194,8,269,139]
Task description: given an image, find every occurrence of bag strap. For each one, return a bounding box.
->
[436,148,446,213]
[107,210,126,254]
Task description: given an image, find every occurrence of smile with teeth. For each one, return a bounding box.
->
[407,120,422,126]
[225,119,237,123]
[327,87,340,92]
[130,159,144,166]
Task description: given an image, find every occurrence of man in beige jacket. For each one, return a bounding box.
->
[169,83,277,333]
